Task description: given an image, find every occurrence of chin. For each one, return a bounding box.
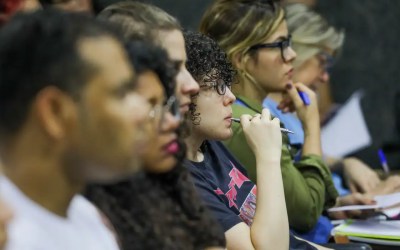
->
[144,157,177,174]
[217,130,233,141]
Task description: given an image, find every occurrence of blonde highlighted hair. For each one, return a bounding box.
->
[200,0,285,87]
[285,3,345,67]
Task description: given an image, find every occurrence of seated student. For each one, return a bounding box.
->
[265,2,382,196]
[97,1,199,115]
[199,1,375,240]
[0,10,151,250]
[199,0,338,233]
[86,41,226,250]
[183,30,331,250]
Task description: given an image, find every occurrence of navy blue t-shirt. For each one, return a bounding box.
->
[185,140,256,232]
[184,140,317,250]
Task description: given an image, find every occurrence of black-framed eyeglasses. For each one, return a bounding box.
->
[199,78,231,96]
[248,35,292,62]
[148,95,180,130]
[317,51,335,73]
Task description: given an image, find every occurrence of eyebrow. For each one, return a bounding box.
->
[273,35,290,42]
[171,60,184,70]
[118,77,137,92]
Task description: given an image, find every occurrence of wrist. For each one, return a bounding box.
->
[303,121,320,136]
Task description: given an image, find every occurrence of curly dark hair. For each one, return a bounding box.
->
[184,30,236,125]
[85,41,226,250]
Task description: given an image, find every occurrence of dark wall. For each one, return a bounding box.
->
[145,0,400,168]
[144,0,212,30]
[316,0,400,169]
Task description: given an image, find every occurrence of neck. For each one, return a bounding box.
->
[233,75,269,104]
[2,132,82,217]
[184,132,205,163]
[268,92,284,103]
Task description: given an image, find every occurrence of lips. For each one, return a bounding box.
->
[224,113,233,120]
[164,140,179,154]
[286,68,294,78]
[180,103,190,114]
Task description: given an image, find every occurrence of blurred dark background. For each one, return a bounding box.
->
[96,0,400,169]
[316,1,400,170]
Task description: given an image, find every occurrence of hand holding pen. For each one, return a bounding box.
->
[240,108,283,160]
[278,82,320,127]
[378,149,390,175]
[231,118,294,134]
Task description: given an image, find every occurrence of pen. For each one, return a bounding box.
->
[298,91,311,106]
[378,149,390,174]
[231,118,294,134]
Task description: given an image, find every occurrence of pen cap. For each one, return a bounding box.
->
[378,149,387,164]
[298,91,311,106]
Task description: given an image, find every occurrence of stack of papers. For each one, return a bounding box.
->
[333,220,400,246]
[331,192,400,246]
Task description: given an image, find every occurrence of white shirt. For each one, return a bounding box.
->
[0,176,120,250]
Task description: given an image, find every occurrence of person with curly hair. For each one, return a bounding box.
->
[183,30,333,250]
[85,40,226,250]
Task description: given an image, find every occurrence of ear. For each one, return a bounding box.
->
[231,52,246,71]
[33,86,78,140]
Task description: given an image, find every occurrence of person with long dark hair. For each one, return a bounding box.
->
[85,41,226,250]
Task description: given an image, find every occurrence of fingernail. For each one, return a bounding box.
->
[286,83,292,89]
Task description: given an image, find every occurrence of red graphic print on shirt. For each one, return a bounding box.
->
[214,161,252,209]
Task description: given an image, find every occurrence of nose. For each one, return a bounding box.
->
[224,87,236,106]
[319,70,330,83]
[286,46,297,63]
[159,112,180,133]
[177,67,199,97]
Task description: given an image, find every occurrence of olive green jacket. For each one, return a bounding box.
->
[224,96,338,232]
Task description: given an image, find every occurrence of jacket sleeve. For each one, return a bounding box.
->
[224,105,338,232]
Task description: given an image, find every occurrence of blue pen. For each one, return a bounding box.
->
[298,91,311,106]
[378,149,390,174]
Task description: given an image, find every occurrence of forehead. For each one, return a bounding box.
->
[78,36,134,86]
[263,21,289,43]
[156,29,186,62]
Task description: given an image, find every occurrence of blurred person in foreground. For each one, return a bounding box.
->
[0,9,150,250]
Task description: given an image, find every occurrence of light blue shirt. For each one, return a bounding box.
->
[263,98,304,145]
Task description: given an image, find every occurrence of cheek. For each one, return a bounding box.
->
[175,70,185,94]
[296,68,319,86]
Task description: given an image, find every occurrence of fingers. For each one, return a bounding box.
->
[352,192,376,205]
[285,82,304,108]
[349,183,358,193]
[261,108,271,121]
[240,114,252,129]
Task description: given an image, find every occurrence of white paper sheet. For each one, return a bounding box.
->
[321,90,372,158]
